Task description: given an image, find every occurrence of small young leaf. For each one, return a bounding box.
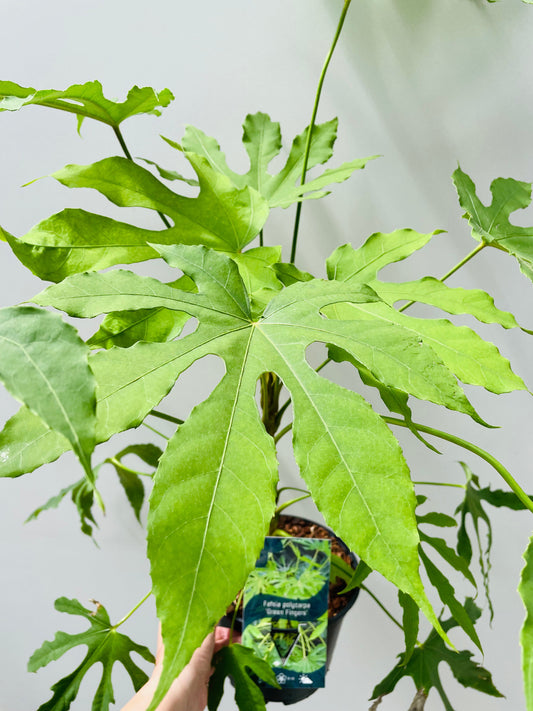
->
[519,536,533,711]
[453,167,533,283]
[208,644,279,711]
[0,80,173,128]
[29,597,154,711]
[419,531,476,587]
[137,156,199,185]
[371,599,503,710]
[108,460,145,522]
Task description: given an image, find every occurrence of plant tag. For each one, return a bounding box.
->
[242,536,331,689]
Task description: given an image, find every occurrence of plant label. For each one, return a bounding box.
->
[242,536,331,689]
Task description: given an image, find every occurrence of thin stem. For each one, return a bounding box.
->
[360,584,404,632]
[274,422,293,443]
[259,229,264,247]
[112,126,172,229]
[413,480,465,489]
[398,242,486,313]
[229,589,245,646]
[107,457,154,478]
[149,409,184,426]
[275,493,312,516]
[384,416,533,514]
[142,422,169,440]
[114,590,152,629]
[290,0,352,263]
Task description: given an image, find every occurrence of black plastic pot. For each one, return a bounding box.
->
[219,515,360,705]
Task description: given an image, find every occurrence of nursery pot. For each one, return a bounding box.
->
[219,514,360,705]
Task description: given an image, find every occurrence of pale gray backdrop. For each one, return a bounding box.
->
[1,0,533,709]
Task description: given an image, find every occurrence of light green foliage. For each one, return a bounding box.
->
[371,599,503,711]
[453,166,533,283]
[28,597,154,711]
[180,113,376,208]
[26,476,98,537]
[0,306,96,480]
[208,644,279,711]
[0,80,173,130]
[519,536,533,710]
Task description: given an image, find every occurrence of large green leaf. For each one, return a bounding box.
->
[0,306,96,478]
[180,113,376,209]
[32,246,447,694]
[453,167,533,283]
[29,597,154,711]
[371,599,502,711]
[519,536,533,711]
[0,80,173,129]
[51,153,268,252]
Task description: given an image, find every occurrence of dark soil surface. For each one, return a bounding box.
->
[225,514,357,622]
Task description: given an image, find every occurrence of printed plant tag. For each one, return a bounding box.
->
[242,536,331,689]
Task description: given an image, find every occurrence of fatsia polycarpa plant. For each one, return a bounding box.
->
[2,2,533,710]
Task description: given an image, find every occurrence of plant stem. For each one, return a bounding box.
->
[384,416,533,514]
[229,589,245,645]
[274,423,293,444]
[360,584,404,631]
[114,590,152,629]
[142,421,169,440]
[149,409,184,426]
[290,0,352,264]
[413,480,465,489]
[112,126,172,229]
[275,493,312,516]
[107,457,154,478]
[398,242,487,313]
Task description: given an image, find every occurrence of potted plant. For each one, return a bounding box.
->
[1,0,533,709]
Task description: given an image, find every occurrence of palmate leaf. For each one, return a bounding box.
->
[371,599,503,711]
[453,166,533,283]
[327,240,527,399]
[180,113,376,209]
[0,80,173,131]
[519,536,533,711]
[30,244,448,704]
[2,150,268,283]
[29,597,154,711]
[0,306,96,480]
[208,644,279,711]
[328,230,531,333]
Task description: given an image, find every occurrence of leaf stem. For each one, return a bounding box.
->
[142,422,169,440]
[413,480,465,489]
[290,0,352,263]
[360,584,404,631]
[398,242,486,313]
[384,416,533,514]
[112,126,172,229]
[229,589,245,646]
[107,457,154,478]
[274,422,293,443]
[114,590,152,629]
[149,409,184,426]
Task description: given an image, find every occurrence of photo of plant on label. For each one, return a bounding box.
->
[242,537,331,689]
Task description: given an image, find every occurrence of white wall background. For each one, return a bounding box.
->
[1,0,533,710]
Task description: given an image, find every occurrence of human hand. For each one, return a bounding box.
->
[121,626,238,711]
